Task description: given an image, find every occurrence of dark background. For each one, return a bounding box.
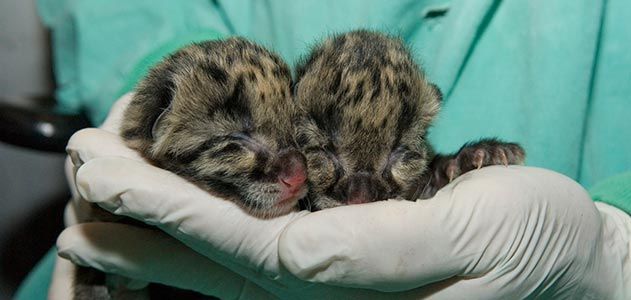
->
[0,0,67,298]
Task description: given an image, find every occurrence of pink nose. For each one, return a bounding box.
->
[280,172,306,190]
[348,189,371,205]
[276,149,307,192]
[343,172,379,205]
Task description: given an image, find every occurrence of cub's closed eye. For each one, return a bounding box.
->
[402,151,423,162]
[217,142,243,155]
[388,146,407,160]
[228,132,251,140]
[295,131,323,149]
[304,148,344,180]
[388,147,425,166]
[302,146,328,156]
[295,132,309,147]
[223,132,270,158]
[384,146,418,173]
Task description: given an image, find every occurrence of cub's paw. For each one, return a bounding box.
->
[446,139,525,181]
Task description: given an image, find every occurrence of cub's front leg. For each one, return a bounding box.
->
[417,138,525,199]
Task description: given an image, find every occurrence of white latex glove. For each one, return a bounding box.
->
[57,95,631,299]
[56,94,426,299]
[50,93,151,300]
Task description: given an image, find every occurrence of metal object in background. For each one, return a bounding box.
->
[0,96,91,153]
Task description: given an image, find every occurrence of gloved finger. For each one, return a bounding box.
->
[66,92,138,168]
[63,200,81,227]
[100,92,134,134]
[66,128,145,169]
[56,223,450,299]
[56,223,277,300]
[48,256,77,300]
[75,156,309,277]
[279,166,601,294]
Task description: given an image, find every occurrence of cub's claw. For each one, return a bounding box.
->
[456,138,524,170]
[445,138,525,182]
[473,148,486,169]
[428,139,525,195]
[446,160,459,182]
[499,150,509,166]
[472,145,512,169]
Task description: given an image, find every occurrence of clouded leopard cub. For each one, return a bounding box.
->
[121,37,308,218]
[294,30,525,210]
[73,38,308,300]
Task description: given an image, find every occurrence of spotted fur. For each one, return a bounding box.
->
[295,30,525,209]
[121,37,306,218]
[74,38,307,300]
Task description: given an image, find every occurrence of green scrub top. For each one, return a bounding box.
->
[36,0,631,188]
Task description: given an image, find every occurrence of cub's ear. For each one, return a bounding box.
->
[151,98,173,139]
[419,82,442,126]
[121,72,175,142]
[119,59,177,165]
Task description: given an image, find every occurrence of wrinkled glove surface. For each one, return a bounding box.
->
[55,94,631,299]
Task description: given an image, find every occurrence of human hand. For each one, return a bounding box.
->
[279,166,631,299]
[49,93,152,300]
[56,94,425,299]
[57,95,630,299]
[61,128,440,299]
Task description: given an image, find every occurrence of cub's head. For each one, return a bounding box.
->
[294,30,441,209]
[121,38,307,218]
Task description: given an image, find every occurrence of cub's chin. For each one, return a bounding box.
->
[238,183,308,219]
[307,194,344,211]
